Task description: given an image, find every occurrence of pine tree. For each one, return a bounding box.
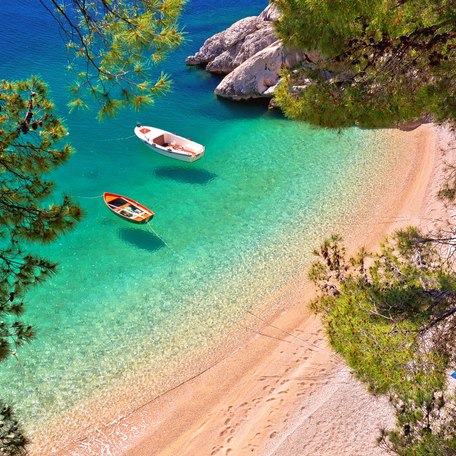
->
[0,77,82,360]
[309,229,456,454]
[273,0,456,128]
[0,77,82,453]
[41,0,185,118]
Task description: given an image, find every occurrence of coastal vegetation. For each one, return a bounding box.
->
[1,1,184,453]
[273,0,456,128]
[309,227,456,454]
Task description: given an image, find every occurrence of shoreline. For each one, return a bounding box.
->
[122,124,447,455]
[33,123,448,455]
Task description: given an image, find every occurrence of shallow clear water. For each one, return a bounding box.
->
[0,0,400,448]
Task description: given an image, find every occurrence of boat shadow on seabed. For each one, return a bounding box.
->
[118,227,166,252]
[153,166,217,185]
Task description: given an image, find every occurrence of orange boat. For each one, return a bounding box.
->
[103,192,154,224]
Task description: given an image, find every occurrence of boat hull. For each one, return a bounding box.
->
[112,210,151,224]
[134,125,205,162]
[103,192,154,224]
[140,140,204,162]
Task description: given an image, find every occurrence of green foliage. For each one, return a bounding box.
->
[44,0,185,118]
[438,162,456,202]
[309,228,456,454]
[378,393,456,456]
[0,77,82,362]
[0,401,27,455]
[273,0,456,127]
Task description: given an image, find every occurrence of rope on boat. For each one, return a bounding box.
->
[93,134,136,142]
[11,352,27,373]
[75,194,103,200]
[145,223,325,352]
[11,352,47,396]
[146,223,186,261]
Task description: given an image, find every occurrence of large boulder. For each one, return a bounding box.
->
[185,16,260,68]
[185,4,280,74]
[206,23,277,74]
[214,41,309,100]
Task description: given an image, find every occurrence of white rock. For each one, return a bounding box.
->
[206,22,277,74]
[185,4,280,73]
[186,3,312,100]
[214,41,309,99]
[258,3,280,21]
[185,17,259,67]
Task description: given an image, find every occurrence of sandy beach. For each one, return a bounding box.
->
[102,123,450,456]
[39,123,452,456]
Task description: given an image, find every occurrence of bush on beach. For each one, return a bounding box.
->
[309,229,456,455]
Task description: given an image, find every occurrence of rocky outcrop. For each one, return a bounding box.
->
[207,25,277,74]
[186,4,280,75]
[398,116,433,131]
[214,41,308,100]
[185,4,307,100]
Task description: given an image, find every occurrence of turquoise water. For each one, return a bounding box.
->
[0,0,400,451]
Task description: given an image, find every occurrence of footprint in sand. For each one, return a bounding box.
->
[211,445,222,455]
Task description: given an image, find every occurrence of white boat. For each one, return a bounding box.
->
[134,125,205,162]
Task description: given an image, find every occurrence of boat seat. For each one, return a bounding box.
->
[153,134,166,146]
[108,198,127,208]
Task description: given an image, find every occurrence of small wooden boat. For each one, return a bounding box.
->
[134,124,205,162]
[103,192,154,224]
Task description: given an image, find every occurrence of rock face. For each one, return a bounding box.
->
[257,3,281,22]
[207,24,277,74]
[186,4,280,75]
[214,41,307,100]
[185,4,305,100]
